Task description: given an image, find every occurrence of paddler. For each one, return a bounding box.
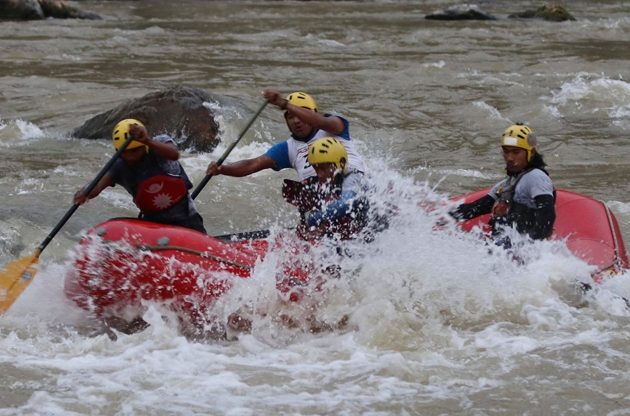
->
[205,89,367,206]
[73,119,206,233]
[288,137,370,241]
[450,123,555,247]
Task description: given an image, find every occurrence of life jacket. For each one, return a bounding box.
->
[126,151,191,213]
[324,197,369,240]
[134,174,189,213]
[490,168,555,236]
[282,177,321,215]
[286,175,369,241]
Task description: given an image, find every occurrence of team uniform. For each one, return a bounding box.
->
[451,124,556,244]
[264,114,366,186]
[267,115,372,239]
[108,135,205,233]
[489,169,554,210]
[452,167,555,241]
[488,168,555,238]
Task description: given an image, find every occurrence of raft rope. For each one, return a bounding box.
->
[137,244,253,271]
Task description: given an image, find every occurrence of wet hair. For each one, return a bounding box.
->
[529,151,550,175]
[530,151,546,168]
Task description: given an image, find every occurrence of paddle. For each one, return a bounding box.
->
[0,135,136,314]
[191,101,268,199]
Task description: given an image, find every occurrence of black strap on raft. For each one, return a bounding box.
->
[213,229,271,242]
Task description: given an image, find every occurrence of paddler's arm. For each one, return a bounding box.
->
[449,194,495,221]
[263,88,345,136]
[73,174,114,205]
[128,124,180,161]
[528,194,556,240]
[286,106,345,136]
[206,155,276,177]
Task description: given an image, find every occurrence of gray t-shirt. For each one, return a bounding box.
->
[489,169,554,209]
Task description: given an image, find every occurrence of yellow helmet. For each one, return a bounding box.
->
[286,91,317,112]
[112,118,146,151]
[500,123,536,161]
[307,137,347,172]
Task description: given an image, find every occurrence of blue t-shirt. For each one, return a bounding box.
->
[305,172,368,227]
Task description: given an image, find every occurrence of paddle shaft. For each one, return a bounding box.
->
[191,101,268,200]
[36,135,136,255]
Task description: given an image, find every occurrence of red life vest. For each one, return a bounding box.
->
[133,175,188,213]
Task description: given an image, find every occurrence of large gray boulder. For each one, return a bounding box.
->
[72,85,222,152]
[0,0,44,19]
[0,0,100,20]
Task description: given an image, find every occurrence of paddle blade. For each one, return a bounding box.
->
[0,254,39,314]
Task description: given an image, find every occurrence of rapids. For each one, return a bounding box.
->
[1,1,630,414]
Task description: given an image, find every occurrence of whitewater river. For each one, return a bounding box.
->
[1,1,630,414]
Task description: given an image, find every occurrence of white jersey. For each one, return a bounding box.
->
[265,114,366,181]
[286,131,365,181]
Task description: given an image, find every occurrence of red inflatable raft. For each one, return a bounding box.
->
[457,189,629,281]
[64,189,628,332]
[63,219,275,331]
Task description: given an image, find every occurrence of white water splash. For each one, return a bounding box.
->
[544,73,630,126]
[0,119,46,147]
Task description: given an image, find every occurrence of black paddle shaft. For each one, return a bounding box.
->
[191,101,268,200]
[37,135,136,254]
